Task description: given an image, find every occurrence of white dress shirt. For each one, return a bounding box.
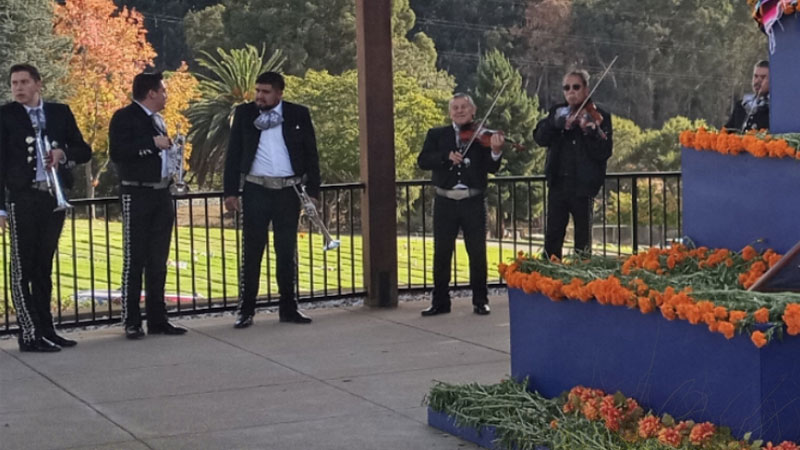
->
[250,101,295,177]
[134,101,170,180]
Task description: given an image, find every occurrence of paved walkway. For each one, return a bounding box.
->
[0,294,510,450]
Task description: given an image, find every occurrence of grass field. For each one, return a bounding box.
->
[0,219,535,317]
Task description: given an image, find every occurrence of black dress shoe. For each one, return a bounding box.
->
[148,322,187,335]
[473,304,491,315]
[125,325,145,340]
[279,310,312,324]
[234,314,254,329]
[19,338,62,353]
[421,305,451,317]
[44,334,77,348]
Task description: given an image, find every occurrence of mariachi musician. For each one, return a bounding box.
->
[0,64,91,352]
[724,60,770,133]
[533,68,613,260]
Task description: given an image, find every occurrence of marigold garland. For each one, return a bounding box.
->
[680,127,800,159]
[499,244,800,347]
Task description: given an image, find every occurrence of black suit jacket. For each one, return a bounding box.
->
[724,97,769,132]
[417,125,502,190]
[224,101,321,198]
[108,102,165,183]
[534,103,613,198]
[0,101,91,209]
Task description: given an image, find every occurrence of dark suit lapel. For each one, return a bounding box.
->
[280,101,293,145]
[9,102,34,131]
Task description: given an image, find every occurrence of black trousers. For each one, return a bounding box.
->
[238,182,300,316]
[8,190,65,344]
[544,183,593,260]
[120,186,174,328]
[432,194,488,308]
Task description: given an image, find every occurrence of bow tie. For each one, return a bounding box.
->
[254,109,283,131]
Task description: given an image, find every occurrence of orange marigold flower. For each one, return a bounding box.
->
[549,419,558,429]
[728,310,747,325]
[754,307,770,323]
[783,303,800,336]
[657,426,684,447]
[713,306,728,320]
[582,402,600,421]
[638,415,662,438]
[689,422,715,444]
[717,321,735,339]
[751,330,768,348]
[742,245,758,261]
[638,297,654,314]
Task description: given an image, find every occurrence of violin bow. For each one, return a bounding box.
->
[459,79,510,158]
[569,55,619,122]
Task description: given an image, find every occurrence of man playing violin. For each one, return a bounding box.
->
[417,93,504,316]
[724,60,769,133]
[534,69,613,260]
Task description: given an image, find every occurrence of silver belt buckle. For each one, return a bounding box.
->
[247,175,300,190]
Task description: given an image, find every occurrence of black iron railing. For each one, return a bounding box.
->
[1,172,681,335]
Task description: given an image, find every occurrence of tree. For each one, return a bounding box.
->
[185,0,356,76]
[184,0,453,91]
[284,69,450,184]
[0,0,71,102]
[185,45,285,188]
[54,0,156,199]
[474,49,543,176]
[409,0,527,91]
[511,0,766,128]
[162,64,200,182]
[115,0,219,70]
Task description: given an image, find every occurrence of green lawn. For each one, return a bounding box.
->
[0,219,531,316]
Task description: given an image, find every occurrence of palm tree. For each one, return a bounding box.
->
[186,45,285,188]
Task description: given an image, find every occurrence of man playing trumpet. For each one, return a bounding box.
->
[224,71,321,328]
[0,64,91,352]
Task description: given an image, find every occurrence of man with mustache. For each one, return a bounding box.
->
[724,60,770,133]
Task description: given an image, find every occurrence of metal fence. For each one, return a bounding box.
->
[0,172,680,335]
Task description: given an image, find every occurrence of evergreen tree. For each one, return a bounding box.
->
[473,49,545,238]
[474,49,543,177]
[0,0,71,102]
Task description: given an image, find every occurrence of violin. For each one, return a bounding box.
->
[566,98,608,140]
[458,122,526,152]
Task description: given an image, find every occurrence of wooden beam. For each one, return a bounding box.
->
[355,0,397,307]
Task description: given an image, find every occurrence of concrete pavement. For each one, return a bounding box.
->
[0,294,510,450]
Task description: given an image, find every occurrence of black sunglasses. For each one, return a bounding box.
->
[563,84,583,91]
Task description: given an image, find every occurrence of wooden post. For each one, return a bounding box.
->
[355,0,397,307]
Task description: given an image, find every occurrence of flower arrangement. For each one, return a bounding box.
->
[427,378,800,449]
[680,127,800,159]
[498,244,800,347]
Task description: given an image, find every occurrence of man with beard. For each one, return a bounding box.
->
[724,60,770,133]
[224,72,320,328]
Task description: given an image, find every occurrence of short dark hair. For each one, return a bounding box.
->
[9,64,41,83]
[754,60,769,69]
[255,71,285,91]
[132,72,164,101]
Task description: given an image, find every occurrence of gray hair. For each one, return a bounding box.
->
[450,92,476,108]
[563,69,591,88]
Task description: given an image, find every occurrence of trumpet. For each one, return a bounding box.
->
[31,124,72,211]
[292,184,340,251]
[170,124,188,196]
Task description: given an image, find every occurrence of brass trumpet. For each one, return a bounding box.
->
[31,124,72,211]
[170,124,188,196]
[293,184,340,251]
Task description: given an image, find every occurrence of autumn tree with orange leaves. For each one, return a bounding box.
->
[54,0,155,198]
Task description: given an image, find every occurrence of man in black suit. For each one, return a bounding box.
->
[724,60,770,133]
[533,69,613,260]
[0,64,91,352]
[224,71,320,328]
[109,72,187,340]
[417,93,504,317]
